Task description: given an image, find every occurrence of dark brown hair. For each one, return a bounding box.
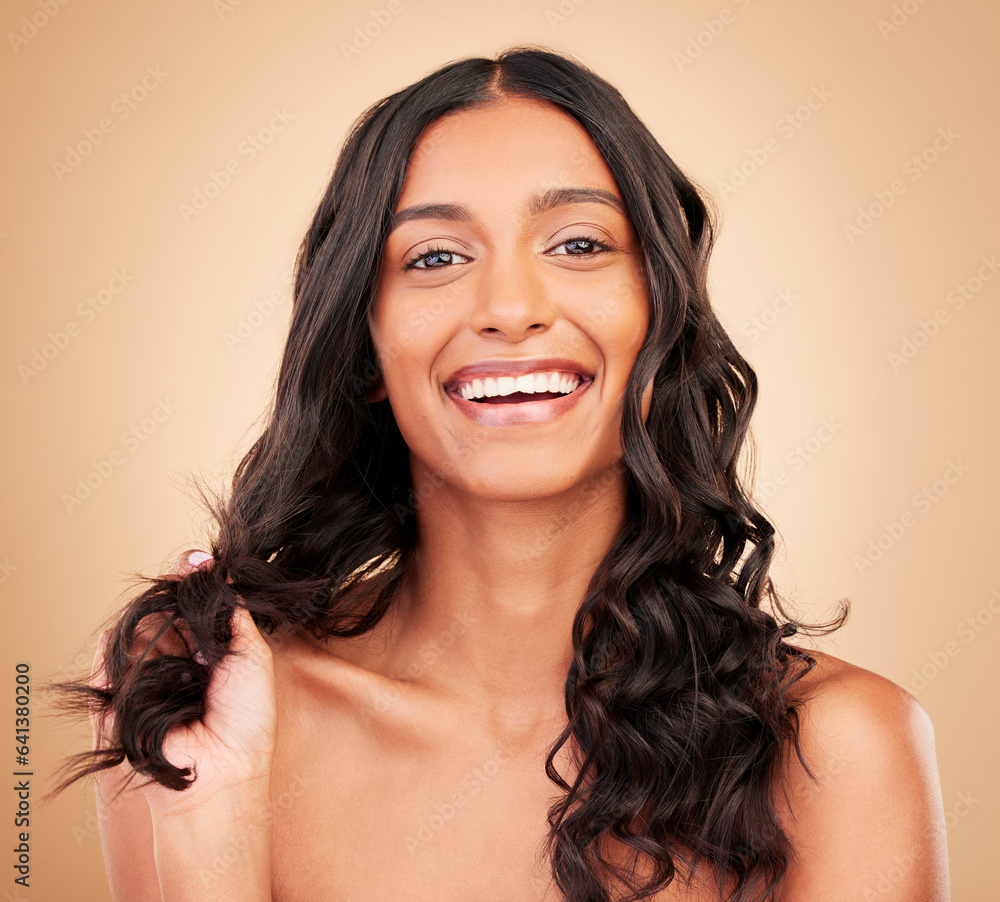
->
[55,46,846,902]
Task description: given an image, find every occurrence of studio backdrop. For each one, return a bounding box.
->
[1,1,997,899]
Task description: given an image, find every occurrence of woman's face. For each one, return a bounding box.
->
[371,97,650,502]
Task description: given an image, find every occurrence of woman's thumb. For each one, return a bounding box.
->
[89,629,113,745]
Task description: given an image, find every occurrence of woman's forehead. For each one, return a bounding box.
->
[400,97,622,206]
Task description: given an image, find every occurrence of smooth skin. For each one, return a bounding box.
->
[94,99,950,901]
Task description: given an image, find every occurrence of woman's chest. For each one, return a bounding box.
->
[270,737,721,901]
[269,713,565,900]
[266,648,720,901]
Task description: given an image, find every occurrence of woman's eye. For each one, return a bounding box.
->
[405,248,471,270]
[548,237,613,256]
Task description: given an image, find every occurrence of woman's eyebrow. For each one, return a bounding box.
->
[389,186,626,232]
[529,186,626,217]
[390,202,472,231]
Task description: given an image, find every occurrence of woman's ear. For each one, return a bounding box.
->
[640,374,655,422]
[366,321,389,402]
[366,371,388,402]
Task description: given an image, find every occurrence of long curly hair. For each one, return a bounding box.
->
[55,46,847,902]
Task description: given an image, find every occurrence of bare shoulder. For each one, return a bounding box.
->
[788,648,936,762]
[775,648,950,901]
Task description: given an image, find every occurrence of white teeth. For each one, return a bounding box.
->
[497,376,517,396]
[456,370,584,401]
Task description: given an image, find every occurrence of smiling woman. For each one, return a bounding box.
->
[54,47,949,902]
[372,98,649,479]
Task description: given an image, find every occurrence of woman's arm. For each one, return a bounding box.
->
[143,780,273,901]
[776,653,950,901]
[92,554,277,901]
[94,759,161,902]
[95,758,273,902]
[97,763,271,902]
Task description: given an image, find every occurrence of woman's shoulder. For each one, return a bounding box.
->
[775,647,950,900]
[266,621,428,732]
[266,623,384,707]
[783,646,939,810]
[788,646,933,747]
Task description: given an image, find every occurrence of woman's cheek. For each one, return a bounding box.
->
[641,377,654,421]
[580,266,647,333]
[614,277,651,359]
[581,297,616,329]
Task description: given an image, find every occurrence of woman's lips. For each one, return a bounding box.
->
[442,358,595,426]
[445,378,592,426]
[456,371,582,401]
[470,391,564,404]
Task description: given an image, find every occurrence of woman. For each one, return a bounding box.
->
[67,47,949,901]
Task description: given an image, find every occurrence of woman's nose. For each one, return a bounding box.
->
[467,251,556,342]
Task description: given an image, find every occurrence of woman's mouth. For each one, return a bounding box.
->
[457,371,581,404]
[443,364,593,426]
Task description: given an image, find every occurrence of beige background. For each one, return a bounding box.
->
[2,0,997,898]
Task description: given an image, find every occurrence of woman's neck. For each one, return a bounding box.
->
[376,459,628,747]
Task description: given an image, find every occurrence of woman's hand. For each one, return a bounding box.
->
[90,549,277,901]
[140,550,278,819]
[90,550,280,809]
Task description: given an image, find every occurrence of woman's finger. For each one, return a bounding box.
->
[228,606,271,661]
[90,629,109,690]
[166,548,214,578]
[89,629,113,745]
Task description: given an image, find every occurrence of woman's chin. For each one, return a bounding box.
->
[415,457,623,508]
